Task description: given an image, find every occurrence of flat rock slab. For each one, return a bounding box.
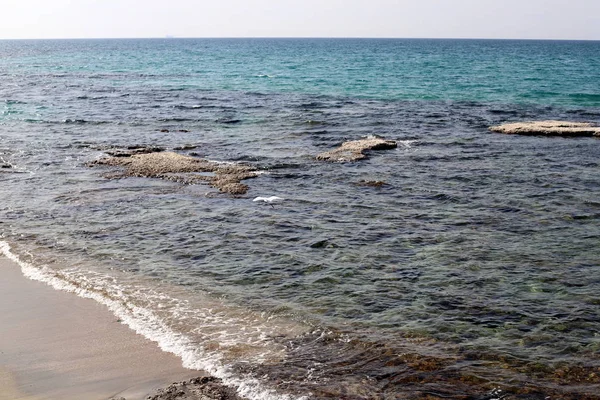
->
[489,120,600,136]
[89,151,259,195]
[316,137,397,162]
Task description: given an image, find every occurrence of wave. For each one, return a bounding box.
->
[174,105,204,109]
[568,93,600,101]
[3,99,27,105]
[0,241,307,400]
[216,118,242,124]
[397,139,418,149]
[18,118,113,125]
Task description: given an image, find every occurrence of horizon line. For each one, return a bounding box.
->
[1,36,599,42]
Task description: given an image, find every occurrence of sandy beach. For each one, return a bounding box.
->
[0,256,200,400]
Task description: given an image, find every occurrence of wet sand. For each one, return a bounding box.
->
[0,256,200,400]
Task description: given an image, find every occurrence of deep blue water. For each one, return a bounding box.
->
[1,39,600,399]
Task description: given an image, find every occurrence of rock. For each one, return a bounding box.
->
[316,137,397,162]
[310,239,340,249]
[489,120,600,136]
[147,376,244,400]
[160,129,170,133]
[214,181,248,195]
[88,151,259,195]
[356,180,387,187]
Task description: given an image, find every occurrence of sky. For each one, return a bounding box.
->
[1,0,599,40]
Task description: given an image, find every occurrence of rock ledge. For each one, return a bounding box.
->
[146,376,243,400]
[316,137,397,162]
[89,151,258,195]
[489,120,600,136]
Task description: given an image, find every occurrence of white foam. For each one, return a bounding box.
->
[0,241,308,400]
[205,159,237,166]
[362,136,417,149]
[397,140,417,149]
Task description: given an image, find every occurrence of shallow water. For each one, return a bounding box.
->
[1,38,600,399]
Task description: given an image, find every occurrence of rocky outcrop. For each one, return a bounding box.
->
[489,120,600,136]
[146,377,243,400]
[88,151,258,195]
[316,137,397,162]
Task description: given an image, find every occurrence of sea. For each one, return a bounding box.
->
[1,38,599,399]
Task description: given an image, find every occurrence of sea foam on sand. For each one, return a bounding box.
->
[0,250,197,400]
[0,242,306,400]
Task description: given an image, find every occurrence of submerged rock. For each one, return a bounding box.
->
[489,120,600,136]
[310,239,340,249]
[356,180,387,187]
[105,145,165,157]
[146,376,243,400]
[88,151,258,195]
[316,137,397,162]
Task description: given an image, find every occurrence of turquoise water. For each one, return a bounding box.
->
[1,39,600,399]
[2,39,600,105]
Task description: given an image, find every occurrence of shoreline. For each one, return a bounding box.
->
[0,255,203,400]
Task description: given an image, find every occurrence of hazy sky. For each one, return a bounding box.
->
[1,0,599,40]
